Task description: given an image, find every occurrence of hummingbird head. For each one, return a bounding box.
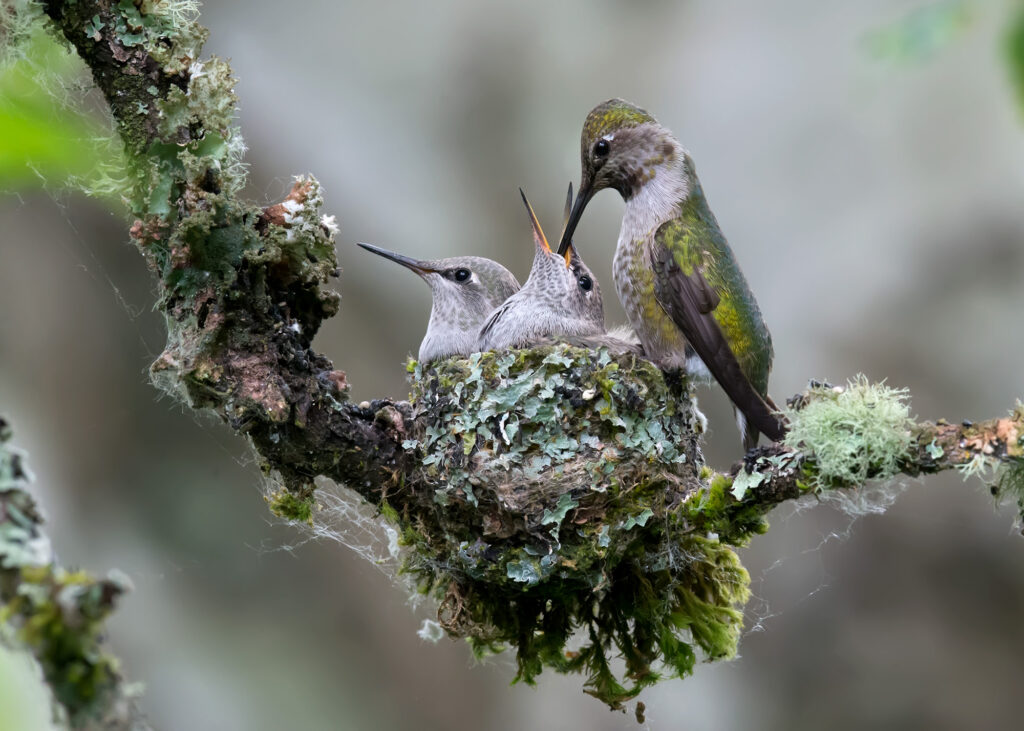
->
[356,242,520,362]
[518,187,603,331]
[557,99,681,255]
[565,242,604,328]
[478,186,607,352]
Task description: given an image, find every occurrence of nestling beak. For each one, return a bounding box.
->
[519,188,572,268]
[556,181,594,257]
[356,242,437,276]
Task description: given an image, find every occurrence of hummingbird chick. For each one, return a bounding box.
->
[557,99,785,449]
[357,242,520,364]
[478,187,641,355]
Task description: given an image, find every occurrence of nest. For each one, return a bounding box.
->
[381,346,753,708]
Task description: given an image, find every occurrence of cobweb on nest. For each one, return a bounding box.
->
[258,474,452,641]
[279,476,405,577]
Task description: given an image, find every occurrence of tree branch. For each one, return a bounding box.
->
[0,418,150,730]
[705,390,1024,544]
[39,0,415,505]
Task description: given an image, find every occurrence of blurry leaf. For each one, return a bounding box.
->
[0,31,124,194]
[1008,3,1024,112]
[863,1,973,64]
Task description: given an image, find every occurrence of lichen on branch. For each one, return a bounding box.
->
[0,418,148,730]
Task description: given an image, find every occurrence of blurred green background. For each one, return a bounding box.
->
[3,1,1024,729]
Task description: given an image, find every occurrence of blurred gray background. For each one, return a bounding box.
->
[3,0,1024,729]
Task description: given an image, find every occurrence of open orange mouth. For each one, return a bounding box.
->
[520,188,572,268]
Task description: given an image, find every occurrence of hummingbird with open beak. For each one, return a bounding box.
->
[478,185,641,355]
[557,99,784,449]
[357,243,520,364]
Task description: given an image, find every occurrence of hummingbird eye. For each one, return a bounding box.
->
[578,274,593,292]
[452,268,471,282]
[593,139,610,159]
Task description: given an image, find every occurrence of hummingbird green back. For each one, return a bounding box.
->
[659,173,773,397]
[558,98,783,449]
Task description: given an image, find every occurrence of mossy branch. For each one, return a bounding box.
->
[707,381,1024,544]
[36,0,417,504]
[0,418,149,730]
[13,0,1024,715]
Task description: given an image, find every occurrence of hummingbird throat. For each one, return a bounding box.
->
[620,154,690,239]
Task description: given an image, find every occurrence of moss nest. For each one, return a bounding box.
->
[383,346,752,708]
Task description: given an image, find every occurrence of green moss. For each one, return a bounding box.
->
[378,500,400,524]
[265,488,315,526]
[679,472,769,545]
[784,375,913,488]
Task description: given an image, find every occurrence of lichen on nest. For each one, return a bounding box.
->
[381,345,752,708]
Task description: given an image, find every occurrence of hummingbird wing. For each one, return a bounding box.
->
[477,301,513,350]
[649,223,786,445]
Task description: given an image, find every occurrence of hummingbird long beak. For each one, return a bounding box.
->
[556,182,594,257]
[356,242,437,275]
[559,182,575,268]
[519,188,572,268]
[561,182,573,232]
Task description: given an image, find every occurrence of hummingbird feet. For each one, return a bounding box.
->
[731,442,792,478]
[785,379,838,411]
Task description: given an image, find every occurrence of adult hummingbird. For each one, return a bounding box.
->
[356,243,520,363]
[478,186,640,355]
[556,98,784,449]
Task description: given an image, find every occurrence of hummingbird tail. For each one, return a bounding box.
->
[735,410,760,452]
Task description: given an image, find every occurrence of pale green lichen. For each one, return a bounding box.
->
[957,452,999,482]
[0,1,45,58]
[994,459,1024,530]
[153,54,247,200]
[408,348,695,507]
[784,375,913,487]
[3,0,243,215]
